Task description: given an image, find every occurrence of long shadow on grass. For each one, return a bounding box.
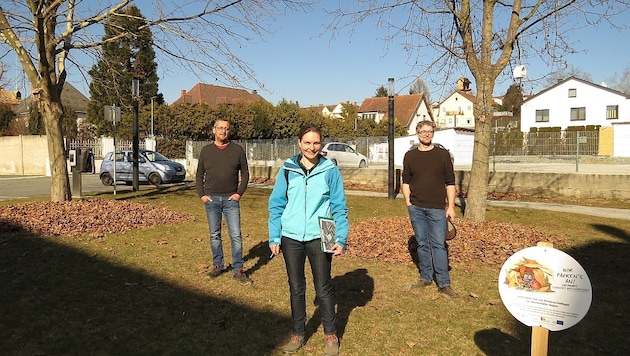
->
[0,220,290,355]
[304,268,374,343]
[474,222,630,355]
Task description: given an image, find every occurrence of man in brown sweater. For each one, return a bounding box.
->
[196,119,252,285]
[402,120,458,298]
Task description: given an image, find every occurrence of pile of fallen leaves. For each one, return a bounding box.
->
[0,200,192,238]
[346,217,566,268]
[1,199,565,268]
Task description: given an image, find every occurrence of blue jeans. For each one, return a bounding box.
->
[407,205,451,288]
[204,196,243,274]
[281,236,337,336]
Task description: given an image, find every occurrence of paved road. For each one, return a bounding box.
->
[0,174,145,200]
[2,174,629,221]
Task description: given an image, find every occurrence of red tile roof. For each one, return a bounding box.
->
[171,83,265,106]
[358,93,428,127]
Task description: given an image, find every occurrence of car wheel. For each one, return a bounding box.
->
[330,159,338,166]
[100,173,113,186]
[359,160,367,168]
[149,172,162,186]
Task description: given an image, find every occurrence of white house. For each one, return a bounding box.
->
[520,76,630,132]
[433,89,476,129]
[358,93,433,135]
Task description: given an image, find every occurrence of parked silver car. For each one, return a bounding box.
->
[99,150,186,186]
[321,142,369,168]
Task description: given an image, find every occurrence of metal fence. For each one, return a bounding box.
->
[186,130,629,174]
[67,139,145,159]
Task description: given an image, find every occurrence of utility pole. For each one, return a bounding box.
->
[131,77,140,192]
[387,78,395,200]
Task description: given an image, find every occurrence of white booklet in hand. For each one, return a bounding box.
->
[319,216,336,253]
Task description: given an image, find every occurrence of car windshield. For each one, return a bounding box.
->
[143,151,169,162]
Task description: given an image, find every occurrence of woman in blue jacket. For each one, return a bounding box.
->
[268,124,349,356]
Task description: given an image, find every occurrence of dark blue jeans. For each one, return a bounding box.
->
[407,205,451,288]
[204,196,243,274]
[281,236,337,336]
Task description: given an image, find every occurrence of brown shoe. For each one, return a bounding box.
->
[410,279,433,288]
[438,286,459,298]
[233,268,253,285]
[207,264,229,278]
[324,334,339,356]
[282,334,304,354]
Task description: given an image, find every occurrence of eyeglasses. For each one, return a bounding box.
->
[417,130,434,135]
[214,127,230,132]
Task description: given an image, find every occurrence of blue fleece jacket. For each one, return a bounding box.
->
[268,154,349,247]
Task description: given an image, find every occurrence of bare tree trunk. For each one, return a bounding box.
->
[41,98,71,202]
[464,79,496,222]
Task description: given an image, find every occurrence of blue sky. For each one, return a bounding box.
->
[3,3,628,107]
[150,4,630,106]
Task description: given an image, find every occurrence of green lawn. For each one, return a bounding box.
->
[1,185,629,355]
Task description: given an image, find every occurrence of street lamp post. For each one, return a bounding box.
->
[387,78,395,200]
[131,77,140,192]
[150,96,156,137]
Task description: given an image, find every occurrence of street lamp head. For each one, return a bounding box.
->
[388,78,395,97]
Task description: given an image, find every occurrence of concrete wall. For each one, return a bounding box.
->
[248,165,630,200]
[0,135,49,175]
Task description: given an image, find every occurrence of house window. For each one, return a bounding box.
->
[535,109,549,122]
[568,88,577,98]
[570,107,586,121]
[606,105,618,120]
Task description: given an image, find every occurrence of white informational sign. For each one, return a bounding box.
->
[498,246,592,332]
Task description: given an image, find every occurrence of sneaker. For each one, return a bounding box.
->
[207,264,229,278]
[438,286,459,298]
[233,268,253,285]
[410,279,433,288]
[324,334,339,356]
[282,334,304,354]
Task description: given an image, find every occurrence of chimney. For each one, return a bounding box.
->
[181,89,187,96]
[252,89,257,95]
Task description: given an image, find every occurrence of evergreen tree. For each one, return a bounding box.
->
[87,5,159,139]
[0,102,16,135]
[375,85,388,97]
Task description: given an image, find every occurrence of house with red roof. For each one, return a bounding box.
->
[357,93,433,135]
[171,83,265,107]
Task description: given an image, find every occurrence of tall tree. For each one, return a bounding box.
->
[502,83,524,115]
[87,5,159,139]
[374,85,388,97]
[545,66,593,87]
[0,102,16,135]
[0,0,310,202]
[329,0,629,221]
[607,63,630,94]
[409,77,431,104]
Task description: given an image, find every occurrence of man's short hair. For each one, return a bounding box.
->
[416,120,435,131]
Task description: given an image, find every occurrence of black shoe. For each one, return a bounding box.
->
[233,268,253,285]
[207,264,229,278]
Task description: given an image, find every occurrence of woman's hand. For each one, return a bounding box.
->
[330,244,344,257]
[269,244,281,256]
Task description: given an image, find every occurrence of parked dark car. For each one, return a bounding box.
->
[99,150,186,186]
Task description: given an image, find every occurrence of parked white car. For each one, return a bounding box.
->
[321,142,369,168]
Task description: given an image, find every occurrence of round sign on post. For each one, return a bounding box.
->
[498,245,592,332]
